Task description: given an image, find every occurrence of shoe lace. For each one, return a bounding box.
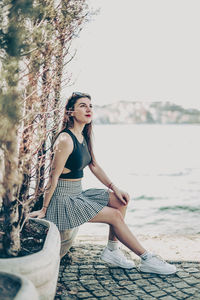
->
[151,253,167,265]
[114,249,128,261]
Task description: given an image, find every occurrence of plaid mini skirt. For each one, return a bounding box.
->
[45,179,110,230]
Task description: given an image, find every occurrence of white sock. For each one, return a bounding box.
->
[107,240,119,251]
[140,251,151,260]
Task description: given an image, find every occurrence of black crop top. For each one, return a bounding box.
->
[59,129,92,179]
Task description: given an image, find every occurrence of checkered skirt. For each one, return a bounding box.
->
[45,179,110,230]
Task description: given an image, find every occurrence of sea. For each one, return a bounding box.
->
[80,124,200,236]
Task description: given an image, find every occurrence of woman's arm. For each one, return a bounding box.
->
[29,133,73,218]
[89,159,113,188]
[89,159,130,205]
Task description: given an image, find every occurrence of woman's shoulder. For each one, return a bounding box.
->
[53,131,73,150]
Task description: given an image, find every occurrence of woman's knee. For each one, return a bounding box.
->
[108,192,129,209]
[111,208,124,224]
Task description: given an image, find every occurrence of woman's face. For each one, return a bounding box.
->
[72,97,93,124]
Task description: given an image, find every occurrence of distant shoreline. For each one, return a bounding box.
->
[94,101,200,125]
[93,123,200,126]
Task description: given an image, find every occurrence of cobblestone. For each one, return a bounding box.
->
[55,243,200,299]
[150,290,167,297]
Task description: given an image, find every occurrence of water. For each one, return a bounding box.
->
[81,124,200,236]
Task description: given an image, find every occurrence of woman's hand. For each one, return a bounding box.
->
[28,207,47,219]
[112,185,130,205]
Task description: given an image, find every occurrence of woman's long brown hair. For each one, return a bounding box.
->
[58,93,94,163]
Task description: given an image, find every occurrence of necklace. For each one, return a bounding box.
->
[71,129,84,144]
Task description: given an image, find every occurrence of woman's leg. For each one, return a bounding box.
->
[89,205,146,256]
[107,191,129,241]
[89,203,177,274]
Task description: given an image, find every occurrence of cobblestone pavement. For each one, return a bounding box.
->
[55,243,200,300]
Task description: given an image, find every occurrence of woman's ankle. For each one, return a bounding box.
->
[107,240,119,251]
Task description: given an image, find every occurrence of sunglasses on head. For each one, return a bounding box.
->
[72,92,90,98]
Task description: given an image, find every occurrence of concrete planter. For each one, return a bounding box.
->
[0,219,61,300]
[0,271,39,300]
[60,227,79,258]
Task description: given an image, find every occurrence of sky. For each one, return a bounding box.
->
[64,0,200,109]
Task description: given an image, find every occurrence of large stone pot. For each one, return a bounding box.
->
[0,271,39,300]
[0,218,61,300]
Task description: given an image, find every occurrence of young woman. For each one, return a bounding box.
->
[29,92,176,274]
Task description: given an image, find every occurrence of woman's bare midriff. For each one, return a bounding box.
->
[59,177,82,181]
[59,167,82,181]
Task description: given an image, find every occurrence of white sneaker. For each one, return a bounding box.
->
[101,247,135,269]
[139,253,176,275]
